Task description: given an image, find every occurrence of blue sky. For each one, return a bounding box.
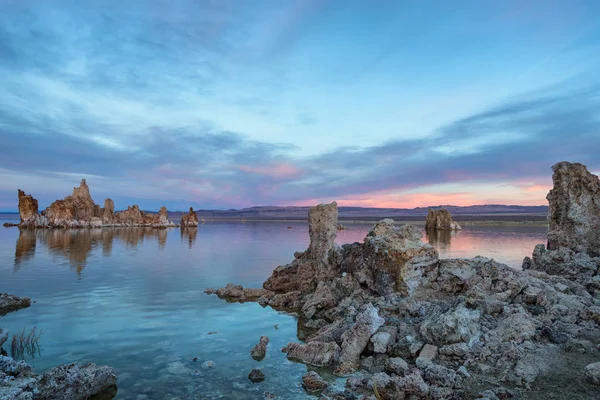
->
[1,0,599,211]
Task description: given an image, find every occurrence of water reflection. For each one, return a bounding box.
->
[14,228,179,273]
[426,229,457,251]
[180,227,197,249]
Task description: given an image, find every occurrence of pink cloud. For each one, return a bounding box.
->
[237,163,301,178]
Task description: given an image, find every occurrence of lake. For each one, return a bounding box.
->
[0,214,547,399]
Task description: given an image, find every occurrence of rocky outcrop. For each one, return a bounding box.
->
[15,179,176,228]
[0,355,117,399]
[0,293,31,316]
[523,162,600,287]
[17,190,38,222]
[206,168,600,399]
[180,207,199,227]
[425,208,461,231]
[103,198,115,223]
[204,284,273,302]
[263,202,339,293]
[547,161,600,256]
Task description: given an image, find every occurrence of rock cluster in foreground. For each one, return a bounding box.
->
[208,161,600,399]
[0,355,117,400]
[425,208,462,231]
[15,179,190,229]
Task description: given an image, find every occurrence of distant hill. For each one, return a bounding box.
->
[170,204,549,222]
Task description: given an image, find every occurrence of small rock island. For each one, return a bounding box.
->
[14,179,195,229]
[425,208,462,231]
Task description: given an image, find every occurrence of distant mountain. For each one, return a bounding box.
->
[169,204,549,222]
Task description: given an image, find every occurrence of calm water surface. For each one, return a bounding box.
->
[0,215,547,399]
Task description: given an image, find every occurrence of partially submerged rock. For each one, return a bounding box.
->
[302,371,328,392]
[250,336,269,361]
[0,293,31,316]
[0,355,117,399]
[15,179,177,228]
[180,207,199,227]
[248,368,265,383]
[282,341,340,366]
[205,284,273,302]
[425,208,462,231]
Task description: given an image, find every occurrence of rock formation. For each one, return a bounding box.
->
[17,190,38,222]
[263,202,339,293]
[180,207,199,227]
[546,161,600,256]
[103,198,115,223]
[0,293,31,316]
[13,179,176,228]
[425,208,462,231]
[0,355,117,399]
[250,336,269,361]
[208,172,600,399]
[523,162,600,289]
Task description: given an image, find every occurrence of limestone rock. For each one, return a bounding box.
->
[547,161,600,256]
[385,357,409,376]
[371,370,429,400]
[250,336,269,361]
[584,362,600,385]
[206,284,273,302]
[0,355,116,400]
[282,341,340,366]
[103,198,115,223]
[115,205,144,225]
[425,208,462,231]
[420,305,481,346]
[181,207,199,227]
[248,368,265,383]
[263,202,339,293]
[338,304,385,372]
[307,201,338,262]
[341,221,439,296]
[17,190,38,222]
[0,293,31,316]
[302,371,328,392]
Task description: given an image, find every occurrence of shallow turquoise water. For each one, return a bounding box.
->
[0,217,547,399]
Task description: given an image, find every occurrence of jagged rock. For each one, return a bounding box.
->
[340,221,439,296]
[307,201,338,262]
[370,326,396,354]
[0,293,31,316]
[547,161,600,256]
[338,304,385,373]
[584,362,600,385]
[0,355,116,400]
[523,244,600,285]
[425,208,462,231]
[103,199,115,223]
[264,202,339,293]
[17,190,38,222]
[248,368,265,383]
[301,371,328,392]
[385,357,409,376]
[416,344,438,367]
[371,370,429,400]
[251,336,269,361]
[282,341,340,366]
[180,207,199,227]
[205,284,273,302]
[419,305,481,346]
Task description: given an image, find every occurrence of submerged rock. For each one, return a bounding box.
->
[425,208,462,231]
[0,355,117,399]
[0,329,7,348]
[301,371,328,392]
[251,336,270,361]
[0,293,31,316]
[248,368,265,383]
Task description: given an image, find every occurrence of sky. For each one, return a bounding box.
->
[1,0,600,211]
